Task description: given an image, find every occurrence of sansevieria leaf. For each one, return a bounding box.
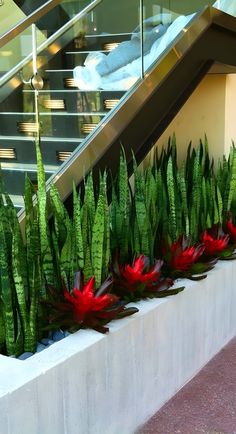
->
[91,176,105,288]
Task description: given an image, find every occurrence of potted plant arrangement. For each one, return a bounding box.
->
[0,135,236,434]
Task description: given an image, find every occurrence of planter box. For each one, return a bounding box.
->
[0,260,236,434]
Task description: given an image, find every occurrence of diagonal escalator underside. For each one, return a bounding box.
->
[18,5,236,220]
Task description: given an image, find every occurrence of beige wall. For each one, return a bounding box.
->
[225,74,236,154]
[146,73,236,165]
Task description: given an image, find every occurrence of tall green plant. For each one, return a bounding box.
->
[36,139,54,288]
[110,148,130,263]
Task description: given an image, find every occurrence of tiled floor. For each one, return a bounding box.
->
[138,338,236,434]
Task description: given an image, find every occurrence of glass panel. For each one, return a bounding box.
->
[0,0,141,207]
[0,27,45,77]
[0,0,29,37]
[141,0,217,75]
[213,0,236,17]
[0,1,94,37]
[0,1,95,78]
[36,0,141,148]
[71,0,142,91]
[33,0,93,38]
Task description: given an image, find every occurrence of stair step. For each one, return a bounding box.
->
[84,32,131,38]
[45,69,74,73]
[1,112,107,116]
[65,50,108,55]
[0,138,82,165]
[1,162,58,173]
[0,135,84,143]
[23,89,124,94]
[1,168,53,196]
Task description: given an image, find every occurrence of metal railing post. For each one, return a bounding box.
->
[32,24,40,144]
[139,0,144,79]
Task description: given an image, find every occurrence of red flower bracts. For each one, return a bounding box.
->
[202,230,229,256]
[170,239,205,272]
[121,255,162,285]
[64,277,118,322]
[43,273,138,333]
[226,220,236,243]
[112,255,181,301]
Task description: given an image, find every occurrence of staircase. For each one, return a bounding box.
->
[0,3,130,207]
[1,0,236,212]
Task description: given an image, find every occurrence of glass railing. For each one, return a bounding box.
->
[213,0,236,16]
[0,0,95,80]
[0,0,236,208]
[0,1,94,38]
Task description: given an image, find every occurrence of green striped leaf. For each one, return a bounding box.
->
[36,139,54,287]
[73,183,84,270]
[91,177,105,288]
[167,157,177,242]
[0,220,16,355]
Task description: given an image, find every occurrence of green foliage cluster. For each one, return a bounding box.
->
[111,136,236,263]
[0,139,111,356]
[0,135,236,357]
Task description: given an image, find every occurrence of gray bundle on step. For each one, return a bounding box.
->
[96,14,171,76]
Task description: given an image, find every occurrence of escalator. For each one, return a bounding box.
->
[1,0,236,215]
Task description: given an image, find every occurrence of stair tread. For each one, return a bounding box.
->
[65,50,108,54]
[0,135,84,143]
[1,112,106,116]
[1,162,58,173]
[22,89,124,93]
[85,32,131,38]
[45,69,74,72]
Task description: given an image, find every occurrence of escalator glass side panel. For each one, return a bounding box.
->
[213,0,236,17]
[140,0,236,76]
[0,1,94,37]
[0,27,45,78]
[141,0,216,76]
[0,0,94,81]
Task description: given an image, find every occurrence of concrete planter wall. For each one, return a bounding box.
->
[0,260,236,434]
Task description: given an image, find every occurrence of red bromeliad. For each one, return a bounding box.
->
[43,273,138,333]
[226,220,236,243]
[121,255,162,286]
[64,277,118,322]
[202,230,229,256]
[170,238,205,272]
[112,255,180,301]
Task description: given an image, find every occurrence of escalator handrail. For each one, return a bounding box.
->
[0,0,103,87]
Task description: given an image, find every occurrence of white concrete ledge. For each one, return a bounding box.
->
[0,260,236,434]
